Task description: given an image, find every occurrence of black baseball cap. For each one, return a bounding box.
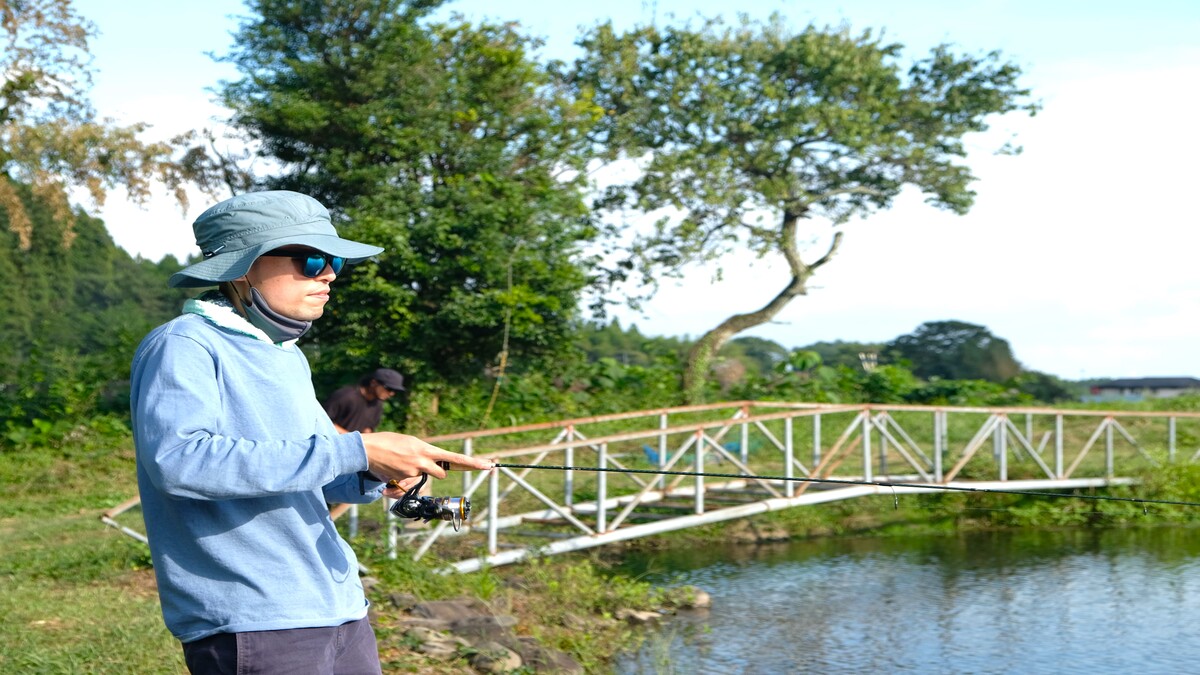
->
[372,368,405,392]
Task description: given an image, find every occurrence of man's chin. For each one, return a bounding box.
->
[299,299,328,320]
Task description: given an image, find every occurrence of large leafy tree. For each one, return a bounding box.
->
[886,320,1021,382]
[570,15,1038,402]
[219,0,603,396]
[0,0,218,250]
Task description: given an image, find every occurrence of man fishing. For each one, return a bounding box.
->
[130,190,493,674]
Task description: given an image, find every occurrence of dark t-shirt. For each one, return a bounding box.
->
[322,385,383,433]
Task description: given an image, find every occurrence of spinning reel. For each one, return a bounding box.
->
[387,462,471,531]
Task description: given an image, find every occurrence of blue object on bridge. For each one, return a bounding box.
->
[643,444,726,465]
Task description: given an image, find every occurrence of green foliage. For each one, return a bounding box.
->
[0,424,137,518]
[221,0,603,393]
[729,347,1033,407]
[862,364,920,402]
[887,320,1022,382]
[796,340,886,370]
[903,377,1030,406]
[1008,370,1078,403]
[719,336,790,376]
[0,185,188,448]
[577,319,688,367]
[406,354,685,434]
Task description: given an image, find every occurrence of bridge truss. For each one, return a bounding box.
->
[103,401,1200,572]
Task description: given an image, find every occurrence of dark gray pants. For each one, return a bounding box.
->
[181,617,383,675]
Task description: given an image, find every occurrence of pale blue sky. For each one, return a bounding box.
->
[71,1,1200,379]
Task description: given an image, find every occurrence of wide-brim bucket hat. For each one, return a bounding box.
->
[168,190,384,288]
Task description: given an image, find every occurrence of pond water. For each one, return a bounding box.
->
[613,528,1200,674]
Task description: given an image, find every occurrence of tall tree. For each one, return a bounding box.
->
[570,15,1038,402]
[886,320,1021,382]
[0,0,218,250]
[219,0,602,393]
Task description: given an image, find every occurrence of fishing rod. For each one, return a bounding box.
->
[490,462,1200,510]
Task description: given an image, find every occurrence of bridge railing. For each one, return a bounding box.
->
[102,401,1200,569]
[381,401,1200,569]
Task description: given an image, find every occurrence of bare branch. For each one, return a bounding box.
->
[809,229,844,272]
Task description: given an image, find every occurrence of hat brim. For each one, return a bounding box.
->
[169,234,384,288]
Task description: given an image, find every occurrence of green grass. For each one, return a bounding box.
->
[1,509,183,673]
[0,431,679,673]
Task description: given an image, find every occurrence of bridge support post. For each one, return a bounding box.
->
[933,410,943,482]
[488,467,499,556]
[1106,420,1114,477]
[658,414,668,491]
[862,411,872,483]
[1170,417,1177,463]
[741,418,749,465]
[998,415,1008,481]
[813,414,822,467]
[564,431,574,508]
[598,443,608,532]
[879,414,889,477]
[1055,415,1064,478]
[785,418,794,498]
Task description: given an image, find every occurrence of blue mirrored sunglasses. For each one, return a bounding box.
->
[260,250,346,277]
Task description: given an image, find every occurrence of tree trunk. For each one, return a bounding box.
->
[682,215,843,404]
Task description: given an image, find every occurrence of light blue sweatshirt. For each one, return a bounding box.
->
[130,292,384,643]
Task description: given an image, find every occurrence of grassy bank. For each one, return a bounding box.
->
[0,432,686,673]
[5,428,1200,673]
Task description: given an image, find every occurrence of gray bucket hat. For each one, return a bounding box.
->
[168,191,384,288]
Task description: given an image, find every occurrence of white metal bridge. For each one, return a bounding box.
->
[104,401,1200,572]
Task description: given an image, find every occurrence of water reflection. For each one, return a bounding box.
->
[614,528,1200,674]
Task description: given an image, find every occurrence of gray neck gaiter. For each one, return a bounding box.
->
[242,287,311,343]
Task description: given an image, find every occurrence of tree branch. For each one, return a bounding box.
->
[809,229,844,272]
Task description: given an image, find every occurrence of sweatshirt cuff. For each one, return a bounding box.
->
[344,431,370,473]
[357,471,384,495]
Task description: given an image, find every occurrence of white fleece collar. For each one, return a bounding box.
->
[182,291,298,347]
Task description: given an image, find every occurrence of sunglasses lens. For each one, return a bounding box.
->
[301,254,345,277]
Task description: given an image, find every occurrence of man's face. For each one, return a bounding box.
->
[372,381,398,402]
[243,247,337,321]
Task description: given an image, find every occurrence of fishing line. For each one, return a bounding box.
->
[493,462,1200,509]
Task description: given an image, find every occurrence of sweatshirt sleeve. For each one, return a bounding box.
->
[322,472,385,504]
[132,331,370,501]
